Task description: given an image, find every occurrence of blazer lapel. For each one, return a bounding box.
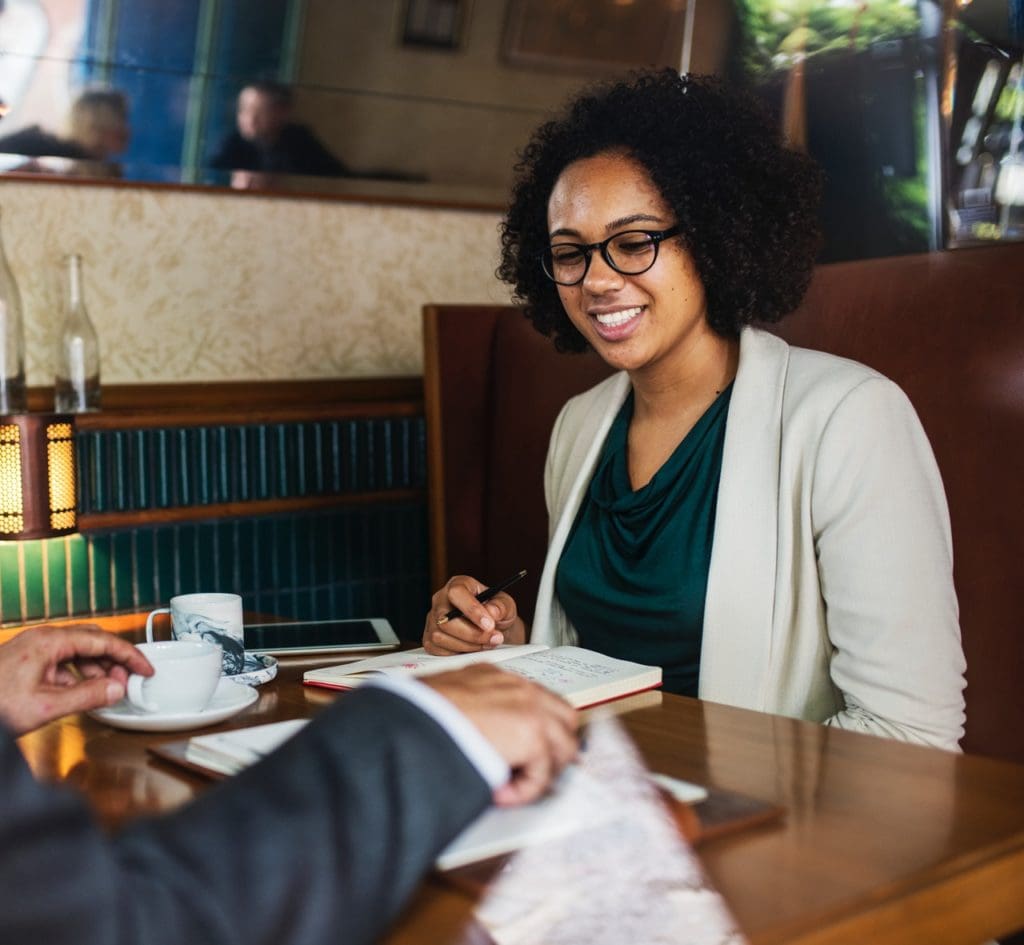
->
[699,328,787,710]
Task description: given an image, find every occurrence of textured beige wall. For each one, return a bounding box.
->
[0,180,509,385]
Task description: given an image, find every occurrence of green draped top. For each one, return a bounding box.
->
[554,384,732,696]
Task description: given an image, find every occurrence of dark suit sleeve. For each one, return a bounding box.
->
[0,688,492,945]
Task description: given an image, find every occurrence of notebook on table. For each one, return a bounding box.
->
[302,644,663,709]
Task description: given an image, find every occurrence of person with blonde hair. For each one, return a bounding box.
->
[0,86,129,176]
[67,87,130,162]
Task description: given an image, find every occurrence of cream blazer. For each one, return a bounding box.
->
[531,328,966,750]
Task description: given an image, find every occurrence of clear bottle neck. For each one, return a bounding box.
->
[56,252,101,412]
[67,254,85,311]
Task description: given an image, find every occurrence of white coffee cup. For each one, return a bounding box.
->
[146,592,245,676]
[126,639,223,714]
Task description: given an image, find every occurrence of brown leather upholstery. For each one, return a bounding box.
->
[422,243,1024,763]
[423,304,611,624]
[773,244,1024,764]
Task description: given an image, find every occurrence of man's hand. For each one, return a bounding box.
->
[423,664,579,806]
[0,626,153,735]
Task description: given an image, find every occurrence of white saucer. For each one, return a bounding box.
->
[227,653,278,687]
[89,678,259,732]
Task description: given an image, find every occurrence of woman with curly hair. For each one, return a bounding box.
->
[423,69,965,750]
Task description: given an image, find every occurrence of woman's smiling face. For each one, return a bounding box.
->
[547,151,714,379]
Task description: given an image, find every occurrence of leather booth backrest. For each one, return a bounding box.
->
[423,304,611,624]
[423,242,1023,763]
[772,243,1024,764]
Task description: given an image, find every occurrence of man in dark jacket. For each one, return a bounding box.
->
[210,80,349,187]
[0,625,578,945]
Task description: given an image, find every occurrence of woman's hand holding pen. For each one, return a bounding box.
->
[423,573,527,654]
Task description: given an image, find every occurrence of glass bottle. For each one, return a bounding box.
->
[55,253,101,413]
[0,207,27,414]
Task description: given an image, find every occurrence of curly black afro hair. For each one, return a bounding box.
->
[498,69,823,352]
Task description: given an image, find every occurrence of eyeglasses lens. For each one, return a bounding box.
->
[545,231,660,285]
[607,232,657,272]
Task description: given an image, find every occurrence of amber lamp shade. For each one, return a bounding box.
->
[0,413,77,540]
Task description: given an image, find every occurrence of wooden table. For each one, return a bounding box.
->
[15,630,1024,945]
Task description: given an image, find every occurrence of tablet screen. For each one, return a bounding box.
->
[244,619,397,654]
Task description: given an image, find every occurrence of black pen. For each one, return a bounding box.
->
[436,569,527,626]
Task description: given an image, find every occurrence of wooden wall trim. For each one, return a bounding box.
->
[29,377,422,409]
[75,401,424,430]
[78,489,426,531]
[26,377,424,429]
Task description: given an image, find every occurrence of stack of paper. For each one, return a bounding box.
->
[470,714,747,945]
[184,718,309,776]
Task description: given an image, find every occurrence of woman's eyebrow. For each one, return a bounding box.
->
[549,213,667,241]
[604,213,665,231]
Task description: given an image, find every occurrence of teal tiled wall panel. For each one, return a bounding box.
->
[0,504,430,640]
[75,417,427,514]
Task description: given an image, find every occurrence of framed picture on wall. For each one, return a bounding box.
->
[400,0,470,50]
[502,0,689,74]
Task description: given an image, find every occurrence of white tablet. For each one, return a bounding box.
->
[243,618,400,656]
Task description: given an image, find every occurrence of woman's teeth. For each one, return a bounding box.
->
[595,306,642,327]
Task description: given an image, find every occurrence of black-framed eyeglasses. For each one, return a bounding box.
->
[540,225,682,286]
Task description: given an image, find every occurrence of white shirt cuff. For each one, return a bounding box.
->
[366,674,510,791]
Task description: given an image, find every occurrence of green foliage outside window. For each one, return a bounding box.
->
[736,0,921,77]
[733,0,931,260]
[880,77,932,247]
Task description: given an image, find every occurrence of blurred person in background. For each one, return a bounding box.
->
[210,79,349,189]
[0,86,129,177]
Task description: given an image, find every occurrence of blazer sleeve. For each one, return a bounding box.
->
[0,688,492,945]
[812,376,966,749]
